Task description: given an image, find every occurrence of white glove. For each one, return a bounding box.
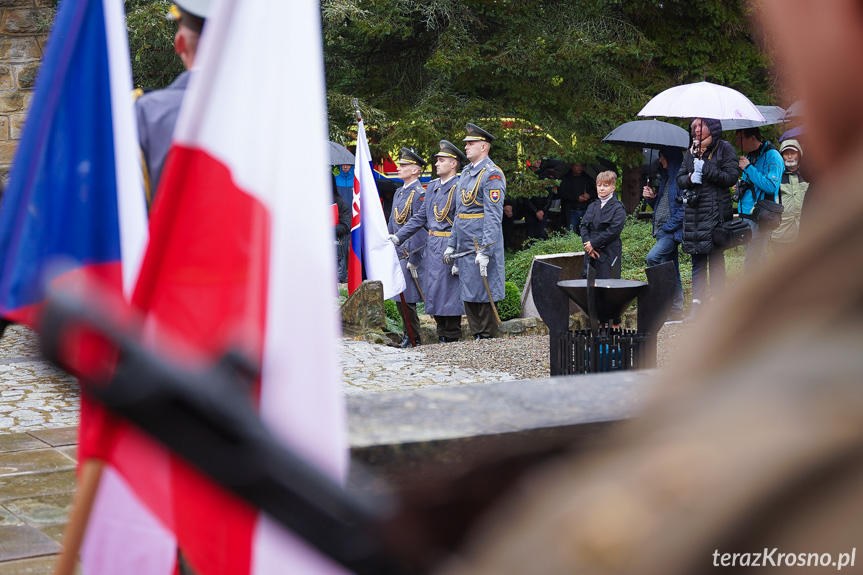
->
[476,252,489,277]
[690,171,703,184]
[451,264,459,276]
[388,234,400,245]
[406,261,418,278]
[693,158,704,174]
[443,246,456,264]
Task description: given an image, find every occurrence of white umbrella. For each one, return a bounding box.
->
[638,81,765,122]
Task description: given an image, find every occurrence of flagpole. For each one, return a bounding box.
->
[53,459,105,575]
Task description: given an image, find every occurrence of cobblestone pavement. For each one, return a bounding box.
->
[0,326,520,435]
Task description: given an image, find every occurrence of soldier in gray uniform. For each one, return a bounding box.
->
[135,0,211,203]
[388,148,428,347]
[391,141,467,343]
[444,123,506,339]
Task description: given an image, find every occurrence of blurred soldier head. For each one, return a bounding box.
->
[168,0,212,69]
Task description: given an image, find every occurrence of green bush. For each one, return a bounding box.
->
[497,281,522,321]
[504,230,582,291]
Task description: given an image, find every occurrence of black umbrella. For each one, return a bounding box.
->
[329,141,355,165]
[601,119,689,149]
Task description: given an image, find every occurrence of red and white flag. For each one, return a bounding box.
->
[82,0,348,573]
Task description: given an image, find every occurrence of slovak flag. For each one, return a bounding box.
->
[0,0,148,324]
[104,0,345,573]
[349,119,405,298]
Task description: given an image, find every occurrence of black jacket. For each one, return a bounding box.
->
[558,172,597,208]
[580,196,626,279]
[676,138,740,254]
[334,194,351,240]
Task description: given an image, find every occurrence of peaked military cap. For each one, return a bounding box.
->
[168,0,211,31]
[434,140,468,163]
[397,147,427,167]
[463,123,496,143]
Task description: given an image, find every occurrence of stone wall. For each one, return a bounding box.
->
[0,0,52,180]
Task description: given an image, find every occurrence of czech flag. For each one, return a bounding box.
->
[349,119,405,298]
[0,0,147,325]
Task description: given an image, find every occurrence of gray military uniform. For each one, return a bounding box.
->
[448,156,506,302]
[387,179,426,303]
[135,71,191,194]
[397,176,464,316]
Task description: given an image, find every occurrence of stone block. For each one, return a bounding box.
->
[0,140,18,165]
[0,449,74,477]
[498,316,549,337]
[0,64,12,90]
[0,0,37,8]
[0,36,41,61]
[9,113,24,139]
[0,433,44,454]
[14,62,37,89]
[341,280,386,333]
[26,427,76,447]
[3,493,72,527]
[0,91,27,113]
[1,9,52,34]
[0,555,74,574]
[0,115,8,140]
[35,0,55,6]
[0,469,76,502]
[0,525,60,562]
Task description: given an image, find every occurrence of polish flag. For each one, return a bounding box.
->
[84,0,347,573]
[349,119,405,298]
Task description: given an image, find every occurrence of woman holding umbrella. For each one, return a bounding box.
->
[676,118,741,318]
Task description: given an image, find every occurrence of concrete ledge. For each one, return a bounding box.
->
[347,370,655,491]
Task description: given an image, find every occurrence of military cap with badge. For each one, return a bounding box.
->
[397,147,427,167]
[435,140,468,164]
[168,0,212,33]
[463,123,496,143]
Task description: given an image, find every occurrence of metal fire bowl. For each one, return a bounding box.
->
[557,279,649,320]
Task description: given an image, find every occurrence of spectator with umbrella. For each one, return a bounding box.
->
[677,118,741,318]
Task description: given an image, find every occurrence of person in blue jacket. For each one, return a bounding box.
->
[735,128,783,272]
[642,148,685,323]
[334,164,355,283]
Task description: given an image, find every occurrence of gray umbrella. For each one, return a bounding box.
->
[601,119,689,149]
[784,100,804,120]
[721,105,787,131]
[328,141,355,165]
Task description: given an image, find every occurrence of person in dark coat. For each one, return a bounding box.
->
[580,170,626,280]
[643,148,685,322]
[558,162,597,234]
[676,118,741,318]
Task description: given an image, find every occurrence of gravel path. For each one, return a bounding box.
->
[415,322,693,379]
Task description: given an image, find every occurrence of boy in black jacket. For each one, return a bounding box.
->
[581,170,626,279]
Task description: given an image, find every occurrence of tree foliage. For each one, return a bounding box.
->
[125,0,185,89]
[323,0,772,197]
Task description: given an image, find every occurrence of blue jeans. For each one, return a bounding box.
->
[691,250,725,302]
[570,209,586,235]
[646,233,684,316]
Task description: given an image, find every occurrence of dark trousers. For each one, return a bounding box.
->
[397,301,421,343]
[337,237,349,283]
[691,250,726,302]
[525,213,548,240]
[464,301,499,338]
[434,315,462,339]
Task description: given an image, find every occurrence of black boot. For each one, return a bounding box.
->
[400,336,411,348]
[438,336,446,344]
